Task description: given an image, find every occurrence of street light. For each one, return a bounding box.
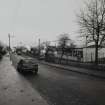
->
[8,33,14,60]
[86,35,88,62]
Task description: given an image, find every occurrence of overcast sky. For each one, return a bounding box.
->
[0,0,84,47]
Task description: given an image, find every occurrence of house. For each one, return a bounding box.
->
[83,45,105,62]
[55,47,83,61]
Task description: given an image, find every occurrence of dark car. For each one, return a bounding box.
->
[17,58,38,74]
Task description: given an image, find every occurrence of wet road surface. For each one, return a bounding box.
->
[25,61,105,105]
[1,56,105,105]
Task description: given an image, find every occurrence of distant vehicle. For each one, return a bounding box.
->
[17,51,21,55]
[17,58,38,74]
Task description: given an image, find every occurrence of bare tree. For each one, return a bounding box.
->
[58,33,72,63]
[77,0,105,64]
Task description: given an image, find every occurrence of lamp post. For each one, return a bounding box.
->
[38,38,41,58]
[86,35,88,62]
[8,33,14,60]
[8,33,12,55]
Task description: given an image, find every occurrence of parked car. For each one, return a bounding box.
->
[17,58,38,74]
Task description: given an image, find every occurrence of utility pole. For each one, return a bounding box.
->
[86,35,88,62]
[8,33,11,61]
[38,38,40,57]
[8,33,14,51]
[8,33,14,59]
[8,33,11,53]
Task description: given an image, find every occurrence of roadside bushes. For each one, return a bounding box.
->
[0,45,7,60]
[0,46,3,60]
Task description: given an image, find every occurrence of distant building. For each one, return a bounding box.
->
[83,45,105,62]
[56,47,83,62]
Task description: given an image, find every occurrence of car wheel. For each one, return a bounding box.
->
[33,70,38,75]
[17,60,23,73]
[17,66,21,72]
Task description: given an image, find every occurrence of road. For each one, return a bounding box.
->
[1,56,105,105]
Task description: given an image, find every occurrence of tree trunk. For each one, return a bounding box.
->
[95,43,98,65]
[66,54,68,64]
[59,51,64,64]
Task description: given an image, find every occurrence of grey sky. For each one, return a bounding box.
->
[0,0,84,47]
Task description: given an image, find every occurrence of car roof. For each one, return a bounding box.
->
[23,57,36,61]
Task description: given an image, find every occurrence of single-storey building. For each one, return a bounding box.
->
[83,45,105,62]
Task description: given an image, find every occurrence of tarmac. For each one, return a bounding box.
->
[40,61,105,79]
[10,53,105,79]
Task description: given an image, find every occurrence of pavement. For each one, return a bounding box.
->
[40,60,105,79]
